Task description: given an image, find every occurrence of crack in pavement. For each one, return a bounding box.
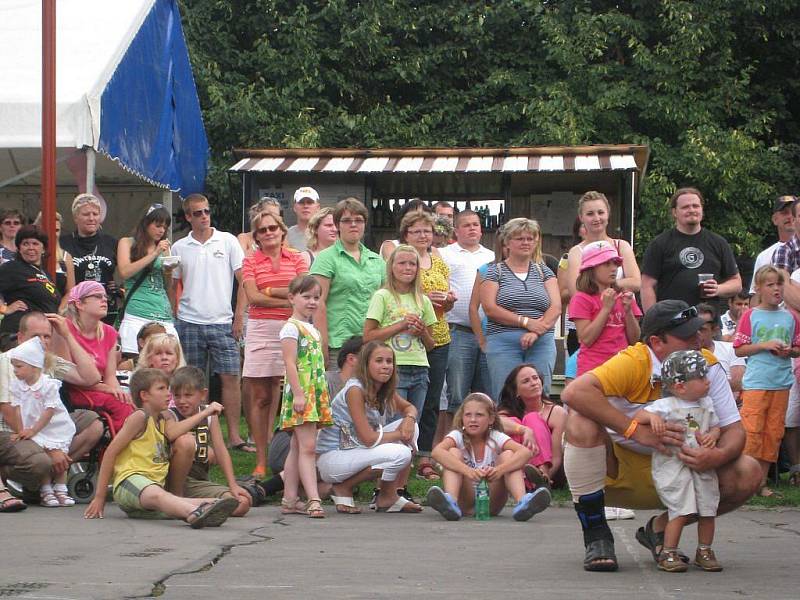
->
[126,527,273,599]
[742,511,800,537]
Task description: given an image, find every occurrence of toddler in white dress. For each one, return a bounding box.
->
[8,337,76,507]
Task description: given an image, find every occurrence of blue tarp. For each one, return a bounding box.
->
[98,0,208,195]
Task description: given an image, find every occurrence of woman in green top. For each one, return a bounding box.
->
[116,205,179,357]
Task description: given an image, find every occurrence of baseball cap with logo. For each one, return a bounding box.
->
[640,299,706,340]
[293,187,320,203]
[772,195,797,213]
[661,349,709,388]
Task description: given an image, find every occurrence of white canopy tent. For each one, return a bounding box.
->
[0,0,208,237]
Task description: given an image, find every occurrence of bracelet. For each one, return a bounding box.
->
[522,316,530,329]
[403,414,415,420]
[623,420,639,439]
[369,424,384,448]
[263,287,272,297]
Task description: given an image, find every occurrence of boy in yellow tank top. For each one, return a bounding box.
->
[84,368,238,528]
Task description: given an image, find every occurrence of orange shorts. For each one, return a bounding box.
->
[740,389,789,463]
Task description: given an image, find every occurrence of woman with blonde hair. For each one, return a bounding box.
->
[241,210,309,477]
[479,218,561,399]
[303,207,337,265]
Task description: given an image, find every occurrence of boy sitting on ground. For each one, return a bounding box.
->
[84,368,238,527]
[166,366,251,517]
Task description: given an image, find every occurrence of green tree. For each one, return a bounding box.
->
[179,0,800,257]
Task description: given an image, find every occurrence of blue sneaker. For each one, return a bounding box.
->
[512,487,551,521]
[426,485,462,521]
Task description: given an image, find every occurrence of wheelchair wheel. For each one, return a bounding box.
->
[67,463,98,504]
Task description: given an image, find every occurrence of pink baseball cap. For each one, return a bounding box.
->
[580,242,623,272]
[68,280,106,304]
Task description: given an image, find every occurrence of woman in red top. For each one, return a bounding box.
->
[65,280,133,433]
[241,211,309,477]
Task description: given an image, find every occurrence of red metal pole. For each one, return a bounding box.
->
[42,0,57,277]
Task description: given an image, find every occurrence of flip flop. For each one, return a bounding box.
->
[229,442,256,453]
[426,486,461,521]
[331,495,362,514]
[512,487,551,521]
[0,496,27,513]
[375,495,423,513]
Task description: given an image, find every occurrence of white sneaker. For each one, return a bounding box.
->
[605,506,636,520]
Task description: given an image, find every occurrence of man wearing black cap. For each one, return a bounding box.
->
[749,195,796,295]
[560,299,760,572]
[770,195,800,309]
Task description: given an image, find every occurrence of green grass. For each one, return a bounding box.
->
[211,417,800,508]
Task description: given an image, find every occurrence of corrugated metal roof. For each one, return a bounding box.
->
[230,152,639,174]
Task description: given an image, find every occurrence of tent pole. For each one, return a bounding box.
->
[41,0,57,277]
[85,147,95,194]
[163,191,173,240]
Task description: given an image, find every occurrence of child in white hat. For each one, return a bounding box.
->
[8,337,76,506]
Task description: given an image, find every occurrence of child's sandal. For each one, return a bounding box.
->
[306,498,325,519]
[40,490,60,508]
[280,497,307,515]
[54,490,76,507]
[694,547,723,572]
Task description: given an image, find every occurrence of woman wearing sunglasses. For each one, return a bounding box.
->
[241,211,309,477]
[116,204,179,359]
[0,209,24,264]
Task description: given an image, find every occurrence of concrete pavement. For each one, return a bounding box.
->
[1,504,797,599]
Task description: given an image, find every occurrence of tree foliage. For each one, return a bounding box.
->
[179,0,800,256]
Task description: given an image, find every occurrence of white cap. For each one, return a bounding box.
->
[293,186,320,203]
[8,337,46,369]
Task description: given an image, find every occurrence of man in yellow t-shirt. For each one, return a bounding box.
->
[561,300,761,572]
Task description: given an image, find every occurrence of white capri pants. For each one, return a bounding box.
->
[317,420,418,483]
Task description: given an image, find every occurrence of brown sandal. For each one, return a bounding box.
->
[280,497,307,515]
[694,547,723,572]
[306,498,325,518]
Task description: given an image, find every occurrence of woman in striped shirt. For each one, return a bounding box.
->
[241,211,309,477]
[479,218,561,400]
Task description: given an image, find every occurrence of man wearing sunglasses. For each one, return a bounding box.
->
[561,299,760,572]
[171,194,250,451]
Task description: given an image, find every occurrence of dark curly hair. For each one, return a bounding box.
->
[15,225,48,255]
[497,363,549,419]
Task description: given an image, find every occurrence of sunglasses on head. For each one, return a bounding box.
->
[668,306,698,327]
[257,224,280,234]
[191,208,211,217]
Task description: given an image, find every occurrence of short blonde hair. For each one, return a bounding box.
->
[753,265,784,288]
[501,218,542,263]
[250,211,288,246]
[399,211,435,244]
[71,193,102,217]
[182,193,208,214]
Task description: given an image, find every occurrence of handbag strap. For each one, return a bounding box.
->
[118,263,153,320]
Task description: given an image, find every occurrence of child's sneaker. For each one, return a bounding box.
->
[694,547,723,572]
[426,485,461,521]
[40,490,60,508]
[54,490,76,506]
[512,487,551,521]
[658,549,689,572]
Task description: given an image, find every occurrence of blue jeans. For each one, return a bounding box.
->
[486,329,556,400]
[396,365,430,421]
[418,344,450,455]
[446,326,491,412]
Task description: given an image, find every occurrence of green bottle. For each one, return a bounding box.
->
[475,478,490,521]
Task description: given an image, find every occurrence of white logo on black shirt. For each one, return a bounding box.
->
[679,247,704,269]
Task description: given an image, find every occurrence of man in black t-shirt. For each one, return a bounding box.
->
[641,187,741,311]
[60,194,119,325]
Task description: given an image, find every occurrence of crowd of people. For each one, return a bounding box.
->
[0,186,797,571]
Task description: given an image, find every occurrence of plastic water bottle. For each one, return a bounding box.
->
[475,478,490,521]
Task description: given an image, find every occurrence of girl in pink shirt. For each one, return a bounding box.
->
[568,242,642,376]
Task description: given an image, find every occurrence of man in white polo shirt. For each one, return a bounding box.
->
[286,186,320,252]
[171,194,250,450]
[439,209,494,415]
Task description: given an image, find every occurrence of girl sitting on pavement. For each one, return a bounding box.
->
[84,368,238,527]
[427,392,551,521]
[8,337,76,507]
